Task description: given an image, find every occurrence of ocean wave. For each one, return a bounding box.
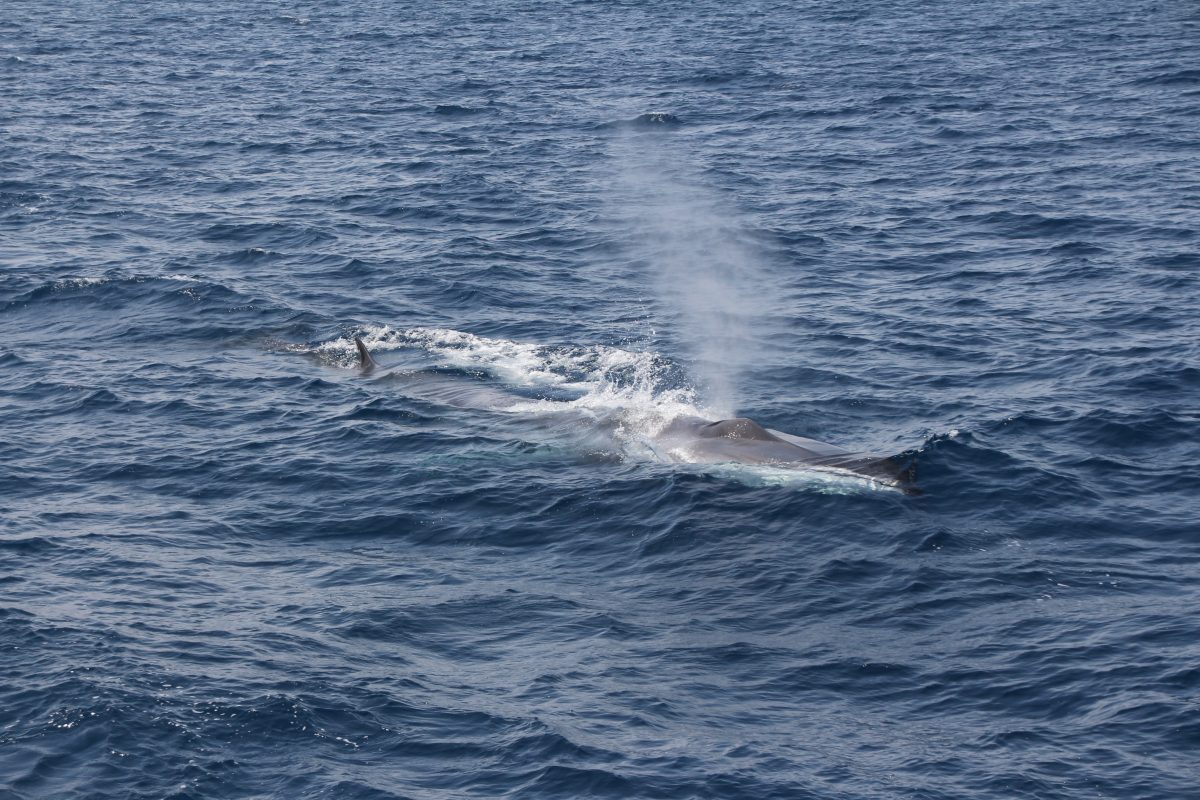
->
[3,1,1198,797]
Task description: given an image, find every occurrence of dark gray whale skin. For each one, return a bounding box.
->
[655,416,919,492]
[355,337,380,370]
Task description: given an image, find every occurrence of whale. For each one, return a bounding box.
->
[353,337,918,492]
[650,415,918,491]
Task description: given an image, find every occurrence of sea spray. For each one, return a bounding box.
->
[609,129,774,418]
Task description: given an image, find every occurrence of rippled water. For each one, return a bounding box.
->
[3,1,1199,798]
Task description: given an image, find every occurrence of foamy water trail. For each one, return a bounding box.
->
[320,325,707,425]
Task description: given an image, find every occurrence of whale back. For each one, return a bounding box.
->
[698,418,781,442]
[659,416,920,492]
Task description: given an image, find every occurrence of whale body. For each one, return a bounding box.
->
[352,337,918,492]
[652,415,918,491]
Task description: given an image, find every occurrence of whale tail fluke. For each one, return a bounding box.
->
[355,337,379,371]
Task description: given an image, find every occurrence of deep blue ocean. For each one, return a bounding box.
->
[2,1,1198,798]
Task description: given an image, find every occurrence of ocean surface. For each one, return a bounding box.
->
[2,1,1198,798]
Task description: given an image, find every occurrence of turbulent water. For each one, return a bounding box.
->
[2,1,1199,798]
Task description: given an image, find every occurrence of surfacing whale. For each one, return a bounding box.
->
[353,338,918,492]
[652,415,918,492]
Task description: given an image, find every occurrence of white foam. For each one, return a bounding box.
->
[53,277,107,289]
[402,326,571,386]
[49,274,203,291]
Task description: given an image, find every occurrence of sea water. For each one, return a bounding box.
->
[1,1,1198,798]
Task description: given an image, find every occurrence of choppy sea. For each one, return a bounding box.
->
[2,1,1198,798]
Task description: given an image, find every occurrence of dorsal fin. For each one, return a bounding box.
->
[354,337,379,370]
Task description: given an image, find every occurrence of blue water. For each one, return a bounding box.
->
[2,1,1199,797]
